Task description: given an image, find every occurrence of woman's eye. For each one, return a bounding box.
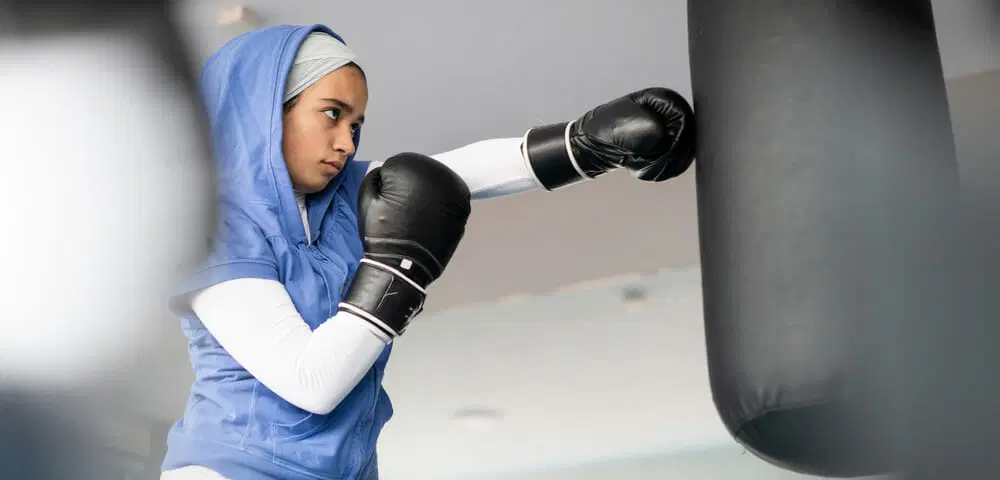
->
[350,123,361,134]
[324,108,340,120]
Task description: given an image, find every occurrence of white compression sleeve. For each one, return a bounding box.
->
[190,278,389,415]
[367,137,542,200]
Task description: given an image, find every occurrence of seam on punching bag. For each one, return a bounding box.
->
[734,399,844,434]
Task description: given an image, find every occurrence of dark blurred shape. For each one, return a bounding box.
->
[0,393,111,480]
[689,0,959,476]
[1,0,168,32]
[0,0,200,98]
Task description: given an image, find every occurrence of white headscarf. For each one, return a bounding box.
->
[283,32,360,103]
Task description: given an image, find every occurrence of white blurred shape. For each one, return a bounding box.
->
[216,5,262,29]
[0,33,215,390]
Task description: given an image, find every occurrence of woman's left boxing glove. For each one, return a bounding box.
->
[522,87,696,190]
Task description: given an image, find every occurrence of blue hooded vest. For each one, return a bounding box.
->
[161,25,392,480]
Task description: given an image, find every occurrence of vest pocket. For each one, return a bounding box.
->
[270,410,324,441]
[270,411,333,475]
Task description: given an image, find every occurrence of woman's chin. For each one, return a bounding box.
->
[302,177,335,194]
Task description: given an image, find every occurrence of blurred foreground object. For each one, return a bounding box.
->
[0,0,215,391]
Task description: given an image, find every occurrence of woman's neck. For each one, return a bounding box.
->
[294,191,310,245]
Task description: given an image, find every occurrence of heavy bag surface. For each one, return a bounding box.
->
[687,1,960,476]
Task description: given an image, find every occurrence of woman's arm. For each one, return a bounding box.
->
[366,137,543,200]
[430,137,543,200]
[190,278,390,415]
[368,87,696,199]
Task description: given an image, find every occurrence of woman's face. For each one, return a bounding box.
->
[282,64,368,194]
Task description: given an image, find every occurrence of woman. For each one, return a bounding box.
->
[162,24,694,480]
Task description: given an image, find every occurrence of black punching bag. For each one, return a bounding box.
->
[689,1,960,477]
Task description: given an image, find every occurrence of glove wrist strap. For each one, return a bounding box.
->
[338,258,426,340]
[522,121,592,191]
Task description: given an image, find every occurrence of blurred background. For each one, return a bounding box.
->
[5,1,998,479]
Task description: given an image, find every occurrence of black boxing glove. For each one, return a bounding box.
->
[338,153,471,340]
[522,87,696,190]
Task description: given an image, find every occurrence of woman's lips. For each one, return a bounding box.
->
[320,160,343,173]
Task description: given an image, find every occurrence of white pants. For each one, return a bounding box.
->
[161,466,231,480]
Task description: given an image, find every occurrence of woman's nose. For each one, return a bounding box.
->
[332,125,356,156]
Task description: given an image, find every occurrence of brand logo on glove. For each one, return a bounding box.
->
[399,297,425,334]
